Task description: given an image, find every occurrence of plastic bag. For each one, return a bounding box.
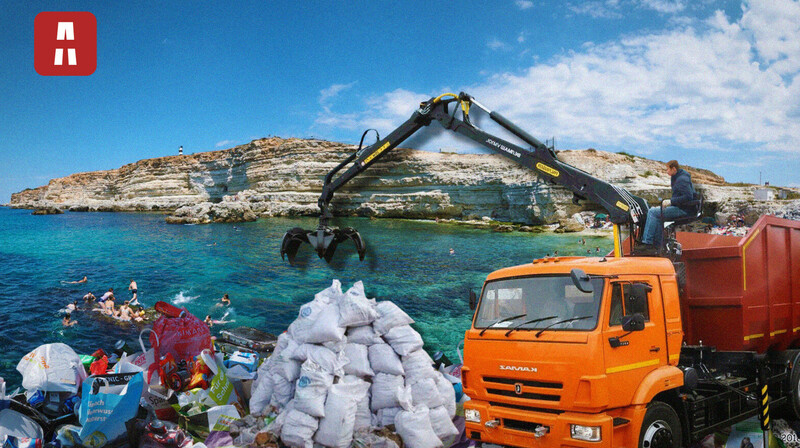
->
[370,373,405,411]
[383,325,424,356]
[346,325,382,346]
[338,281,379,327]
[314,376,370,448]
[0,409,44,439]
[428,406,459,444]
[293,360,334,418]
[280,409,318,448]
[288,300,345,344]
[150,302,212,364]
[408,377,444,409]
[16,343,87,393]
[352,429,400,448]
[395,406,442,448]
[368,344,404,376]
[343,343,374,378]
[78,372,144,446]
[373,302,414,335]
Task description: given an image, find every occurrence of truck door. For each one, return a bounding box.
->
[602,277,668,408]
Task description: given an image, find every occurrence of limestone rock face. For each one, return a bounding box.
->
[32,206,63,215]
[165,202,258,225]
[9,137,798,226]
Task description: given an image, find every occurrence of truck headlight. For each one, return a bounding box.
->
[465,409,481,423]
[570,424,601,442]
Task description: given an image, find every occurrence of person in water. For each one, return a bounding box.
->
[205,315,214,328]
[83,292,96,303]
[66,300,78,312]
[128,279,139,305]
[218,294,231,306]
[62,313,77,327]
[99,288,115,302]
[65,276,87,284]
[118,301,132,321]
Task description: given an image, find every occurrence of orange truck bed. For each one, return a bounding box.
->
[677,215,800,352]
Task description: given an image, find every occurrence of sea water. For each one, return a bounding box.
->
[0,207,611,387]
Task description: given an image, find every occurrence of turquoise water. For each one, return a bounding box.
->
[0,207,611,388]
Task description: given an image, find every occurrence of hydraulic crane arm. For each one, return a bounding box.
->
[281,92,649,264]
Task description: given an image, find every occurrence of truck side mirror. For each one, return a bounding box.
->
[469,290,477,310]
[621,313,646,332]
[570,269,593,293]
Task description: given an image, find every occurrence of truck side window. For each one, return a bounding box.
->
[609,282,651,326]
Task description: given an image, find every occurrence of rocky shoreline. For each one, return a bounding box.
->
[9,137,800,227]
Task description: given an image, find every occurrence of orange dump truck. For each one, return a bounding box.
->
[463,215,800,448]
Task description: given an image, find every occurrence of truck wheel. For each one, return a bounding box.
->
[639,402,682,448]
[788,358,800,419]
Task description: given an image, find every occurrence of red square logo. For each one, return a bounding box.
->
[35,12,97,76]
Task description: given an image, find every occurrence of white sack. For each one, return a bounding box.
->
[383,325,424,356]
[266,399,294,437]
[16,343,87,393]
[408,377,444,409]
[280,409,319,448]
[314,376,371,448]
[370,373,405,412]
[293,360,334,418]
[343,343,374,378]
[288,300,345,344]
[338,281,379,327]
[346,325,383,346]
[395,406,443,448]
[434,374,457,418]
[249,372,274,415]
[271,354,301,382]
[315,279,344,304]
[273,332,292,358]
[323,336,348,353]
[373,406,402,428]
[373,301,414,335]
[354,389,372,431]
[402,349,436,384]
[428,406,460,444]
[269,373,295,409]
[368,344,404,376]
[290,344,347,376]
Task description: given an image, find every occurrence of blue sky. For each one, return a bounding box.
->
[1,0,798,203]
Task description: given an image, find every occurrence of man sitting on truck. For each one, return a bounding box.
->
[638,160,697,254]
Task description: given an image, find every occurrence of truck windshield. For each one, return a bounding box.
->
[475,275,604,331]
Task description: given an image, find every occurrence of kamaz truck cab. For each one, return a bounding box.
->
[462,256,684,447]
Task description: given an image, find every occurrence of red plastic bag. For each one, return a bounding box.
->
[90,355,109,375]
[149,301,212,364]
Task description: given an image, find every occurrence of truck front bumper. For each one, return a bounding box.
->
[464,400,643,448]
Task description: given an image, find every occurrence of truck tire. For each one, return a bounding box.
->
[639,402,682,448]
[787,357,800,419]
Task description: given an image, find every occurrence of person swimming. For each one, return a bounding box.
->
[64,276,87,284]
[62,313,77,327]
[83,292,96,303]
[66,300,78,312]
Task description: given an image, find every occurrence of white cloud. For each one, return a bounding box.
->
[517,32,526,43]
[317,0,800,159]
[639,0,686,14]
[319,82,357,110]
[215,139,236,148]
[567,1,624,19]
[487,38,508,51]
[515,0,534,10]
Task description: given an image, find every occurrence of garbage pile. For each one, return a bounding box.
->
[250,280,462,448]
[0,281,466,448]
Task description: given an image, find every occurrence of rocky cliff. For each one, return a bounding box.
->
[9,137,797,225]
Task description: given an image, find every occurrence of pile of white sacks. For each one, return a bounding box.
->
[249,280,459,448]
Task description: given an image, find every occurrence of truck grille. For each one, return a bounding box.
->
[504,418,549,434]
[483,376,562,402]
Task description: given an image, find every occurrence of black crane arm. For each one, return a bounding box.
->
[281,92,650,264]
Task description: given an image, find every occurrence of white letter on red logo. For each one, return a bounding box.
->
[54,22,76,66]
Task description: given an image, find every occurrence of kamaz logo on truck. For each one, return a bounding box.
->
[500,365,537,372]
[485,138,521,158]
